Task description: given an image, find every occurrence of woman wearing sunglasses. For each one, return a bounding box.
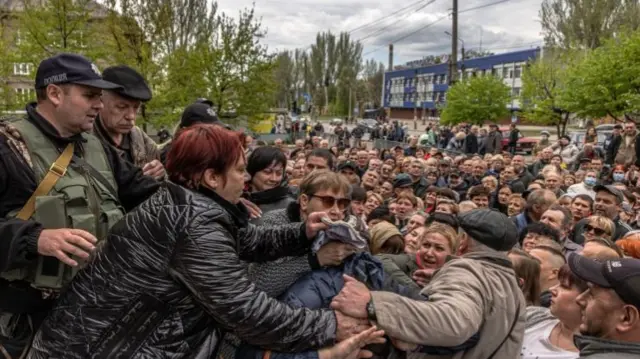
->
[583,215,615,243]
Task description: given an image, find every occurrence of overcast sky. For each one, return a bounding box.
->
[216,0,544,66]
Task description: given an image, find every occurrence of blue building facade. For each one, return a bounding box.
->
[382,48,541,117]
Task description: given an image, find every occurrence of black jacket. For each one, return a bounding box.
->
[28,182,337,359]
[605,134,622,165]
[0,104,159,289]
[464,132,478,154]
[247,185,295,225]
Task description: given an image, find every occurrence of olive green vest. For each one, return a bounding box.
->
[0,119,125,290]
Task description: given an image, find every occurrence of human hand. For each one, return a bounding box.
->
[335,311,372,342]
[37,228,97,267]
[331,275,370,319]
[319,326,386,359]
[318,243,356,267]
[239,198,262,219]
[412,268,434,287]
[142,160,165,179]
[305,212,330,239]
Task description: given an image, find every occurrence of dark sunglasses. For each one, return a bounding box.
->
[585,224,608,236]
[309,194,351,211]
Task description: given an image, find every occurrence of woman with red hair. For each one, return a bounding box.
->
[28,124,382,359]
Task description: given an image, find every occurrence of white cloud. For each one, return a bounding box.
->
[216,0,544,65]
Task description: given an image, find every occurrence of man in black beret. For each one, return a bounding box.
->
[331,209,526,358]
[94,65,165,179]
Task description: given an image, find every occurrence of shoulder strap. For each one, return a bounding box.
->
[16,143,74,220]
[70,154,119,199]
[488,301,521,359]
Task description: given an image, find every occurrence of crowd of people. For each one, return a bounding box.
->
[1,52,640,359]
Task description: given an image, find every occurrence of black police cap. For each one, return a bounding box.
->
[35,53,121,90]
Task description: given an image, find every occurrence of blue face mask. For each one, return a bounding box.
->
[584,177,597,187]
[613,173,625,182]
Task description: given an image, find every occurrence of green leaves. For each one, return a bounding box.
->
[520,49,574,133]
[440,75,511,126]
[562,30,640,122]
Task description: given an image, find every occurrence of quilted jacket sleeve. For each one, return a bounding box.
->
[170,218,336,352]
[238,223,310,262]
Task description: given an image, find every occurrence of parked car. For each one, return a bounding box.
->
[330,118,344,126]
[500,127,536,154]
[358,118,379,133]
[569,130,608,150]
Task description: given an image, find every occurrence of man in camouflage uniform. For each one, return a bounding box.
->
[93,65,165,179]
[0,53,159,357]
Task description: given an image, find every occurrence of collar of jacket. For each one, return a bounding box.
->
[94,116,131,150]
[285,200,302,222]
[248,184,291,205]
[459,251,514,269]
[25,102,86,149]
[574,335,640,356]
[197,186,249,228]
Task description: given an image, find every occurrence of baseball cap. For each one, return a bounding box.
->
[102,65,152,101]
[568,253,640,309]
[35,53,121,90]
[594,184,624,203]
[392,173,413,188]
[179,103,227,129]
[458,209,518,251]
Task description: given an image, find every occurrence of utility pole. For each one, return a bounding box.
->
[449,0,458,85]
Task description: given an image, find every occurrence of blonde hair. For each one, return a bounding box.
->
[482,175,498,187]
[299,170,351,198]
[367,192,384,205]
[458,200,478,213]
[422,222,460,253]
[586,215,616,241]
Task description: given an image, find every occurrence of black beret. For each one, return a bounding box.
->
[102,65,152,101]
[458,209,517,251]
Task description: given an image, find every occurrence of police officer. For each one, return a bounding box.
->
[93,65,165,179]
[0,53,159,356]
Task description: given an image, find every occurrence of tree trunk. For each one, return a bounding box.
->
[324,86,329,115]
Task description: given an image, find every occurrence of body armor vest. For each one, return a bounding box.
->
[1,119,125,290]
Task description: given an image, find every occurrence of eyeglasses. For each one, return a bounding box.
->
[585,224,608,236]
[309,194,351,211]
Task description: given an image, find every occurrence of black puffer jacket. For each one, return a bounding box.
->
[27,182,337,359]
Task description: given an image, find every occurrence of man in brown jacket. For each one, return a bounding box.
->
[332,209,526,358]
[93,65,165,179]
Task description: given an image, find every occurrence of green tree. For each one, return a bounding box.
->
[562,30,640,122]
[540,0,640,49]
[520,49,575,136]
[151,6,275,129]
[0,9,18,111]
[17,0,109,62]
[360,59,385,108]
[440,75,510,126]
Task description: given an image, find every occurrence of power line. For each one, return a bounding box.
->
[459,0,511,13]
[357,0,439,43]
[362,0,514,58]
[347,0,434,34]
[362,15,448,57]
